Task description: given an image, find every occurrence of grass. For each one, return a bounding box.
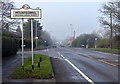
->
[92,48,120,52]
[11,54,53,79]
[38,45,46,48]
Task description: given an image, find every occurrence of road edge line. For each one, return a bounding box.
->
[60,54,95,84]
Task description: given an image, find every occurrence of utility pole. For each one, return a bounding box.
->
[110,11,113,49]
[73,30,75,40]
[70,24,73,38]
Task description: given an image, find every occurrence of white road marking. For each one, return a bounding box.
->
[60,54,95,84]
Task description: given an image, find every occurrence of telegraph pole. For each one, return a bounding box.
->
[110,11,113,49]
[70,24,73,38]
[73,30,75,40]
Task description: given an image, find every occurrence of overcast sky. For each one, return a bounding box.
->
[12,0,104,41]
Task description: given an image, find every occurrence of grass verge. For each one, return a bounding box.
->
[92,48,120,52]
[11,54,53,79]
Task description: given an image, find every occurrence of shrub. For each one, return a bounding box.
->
[2,36,18,57]
[96,39,109,48]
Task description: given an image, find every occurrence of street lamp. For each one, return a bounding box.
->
[95,38,98,48]
[35,36,38,49]
[35,7,40,49]
[86,39,89,48]
[44,40,47,46]
[35,20,38,49]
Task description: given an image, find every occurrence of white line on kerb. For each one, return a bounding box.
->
[60,54,95,84]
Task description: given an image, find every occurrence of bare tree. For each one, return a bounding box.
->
[99,1,120,49]
[0,0,19,31]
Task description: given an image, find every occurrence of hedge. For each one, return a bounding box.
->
[2,36,18,57]
[2,32,36,57]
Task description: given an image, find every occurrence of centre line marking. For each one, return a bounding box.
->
[60,54,95,84]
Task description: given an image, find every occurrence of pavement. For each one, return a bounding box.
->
[2,47,120,84]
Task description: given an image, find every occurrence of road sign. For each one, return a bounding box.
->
[11,4,41,19]
[10,4,42,72]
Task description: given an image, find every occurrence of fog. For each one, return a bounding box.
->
[13,1,103,41]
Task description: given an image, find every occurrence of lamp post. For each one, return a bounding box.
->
[45,40,47,46]
[95,38,98,48]
[86,39,89,48]
[70,24,73,38]
[35,7,39,49]
[35,20,38,49]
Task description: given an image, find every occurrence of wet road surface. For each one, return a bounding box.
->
[35,47,119,83]
[2,47,119,83]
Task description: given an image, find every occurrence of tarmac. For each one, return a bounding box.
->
[2,48,119,83]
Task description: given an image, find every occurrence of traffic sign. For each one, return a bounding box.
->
[11,4,41,19]
[10,4,42,72]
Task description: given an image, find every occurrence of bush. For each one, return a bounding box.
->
[2,36,18,57]
[96,39,109,48]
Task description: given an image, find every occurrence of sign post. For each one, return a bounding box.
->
[11,4,41,72]
[31,18,34,72]
[21,18,24,71]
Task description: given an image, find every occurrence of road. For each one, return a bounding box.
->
[35,47,119,83]
[2,47,119,83]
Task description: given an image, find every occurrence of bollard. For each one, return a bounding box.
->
[38,62,40,68]
[40,57,42,62]
[22,66,24,72]
[32,65,34,72]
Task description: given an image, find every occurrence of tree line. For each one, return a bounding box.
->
[72,1,120,49]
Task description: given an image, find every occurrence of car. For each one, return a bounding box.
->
[52,45,57,48]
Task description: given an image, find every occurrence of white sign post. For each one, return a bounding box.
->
[21,19,24,71]
[11,4,41,72]
[31,18,34,72]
